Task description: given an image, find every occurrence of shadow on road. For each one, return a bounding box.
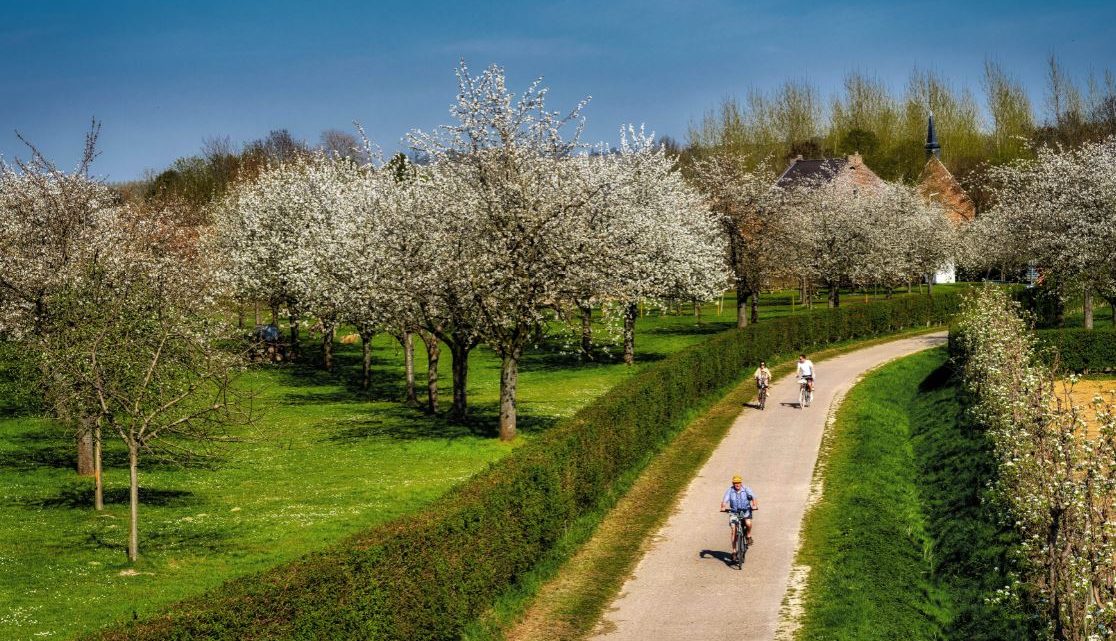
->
[698,549,738,568]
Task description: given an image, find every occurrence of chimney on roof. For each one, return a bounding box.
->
[925,111,941,159]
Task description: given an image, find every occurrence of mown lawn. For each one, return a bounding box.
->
[794,346,1030,640]
[0,288,955,641]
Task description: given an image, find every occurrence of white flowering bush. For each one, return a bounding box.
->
[953,285,1116,640]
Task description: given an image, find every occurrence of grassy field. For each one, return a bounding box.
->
[793,347,1030,640]
[0,288,958,641]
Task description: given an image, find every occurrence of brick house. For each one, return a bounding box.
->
[775,152,884,192]
[775,113,973,283]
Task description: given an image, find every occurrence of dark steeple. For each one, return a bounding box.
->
[925,111,941,159]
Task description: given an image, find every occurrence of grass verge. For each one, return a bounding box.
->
[791,347,1029,640]
[462,327,948,641]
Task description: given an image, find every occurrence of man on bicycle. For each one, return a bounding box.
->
[753,361,772,409]
[720,474,757,561]
[753,361,772,389]
[796,354,816,393]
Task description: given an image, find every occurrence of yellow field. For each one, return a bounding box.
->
[1060,378,1116,438]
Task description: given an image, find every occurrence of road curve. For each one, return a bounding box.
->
[589,332,948,641]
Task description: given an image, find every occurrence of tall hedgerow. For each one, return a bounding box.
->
[952,286,1116,640]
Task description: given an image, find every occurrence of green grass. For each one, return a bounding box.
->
[1060,307,1116,328]
[794,347,1031,640]
[0,288,956,641]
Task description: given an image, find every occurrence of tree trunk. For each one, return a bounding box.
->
[695,299,702,325]
[289,314,299,357]
[828,284,840,308]
[270,303,279,326]
[236,302,245,329]
[926,276,934,297]
[418,331,440,413]
[93,420,103,511]
[578,302,593,359]
[1084,287,1094,330]
[400,331,418,405]
[750,290,759,324]
[499,353,520,441]
[449,341,471,421]
[735,279,749,328]
[623,302,638,366]
[321,321,335,370]
[77,430,95,476]
[254,301,261,326]
[359,329,374,390]
[128,442,140,563]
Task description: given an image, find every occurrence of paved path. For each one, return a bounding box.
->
[590,332,947,641]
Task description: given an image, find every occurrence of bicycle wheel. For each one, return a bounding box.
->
[806,387,812,407]
[736,527,747,568]
[758,387,767,410]
[798,385,806,408]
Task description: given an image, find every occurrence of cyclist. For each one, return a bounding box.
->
[753,361,772,389]
[796,354,816,393]
[720,474,757,561]
[753,361,772,409]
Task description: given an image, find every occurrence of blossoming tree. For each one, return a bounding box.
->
[974,139,1116,328]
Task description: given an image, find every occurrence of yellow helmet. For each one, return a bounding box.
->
[731,475,743,483]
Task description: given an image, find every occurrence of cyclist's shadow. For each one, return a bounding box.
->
[698,549,736,567]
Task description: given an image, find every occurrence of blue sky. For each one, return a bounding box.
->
[2,0,1114,181]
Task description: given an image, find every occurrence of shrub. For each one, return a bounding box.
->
[91,292,963,641]
[1014,283,1063,328]
[952,287,1116,639]
[1035,327,1116,373]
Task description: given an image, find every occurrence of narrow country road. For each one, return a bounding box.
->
[590,332,948,641]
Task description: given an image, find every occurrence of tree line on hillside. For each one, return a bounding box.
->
[120,56,1115,225]
[684,57,1116,197]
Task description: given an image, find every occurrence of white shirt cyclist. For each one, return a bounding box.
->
[796,359,815,378]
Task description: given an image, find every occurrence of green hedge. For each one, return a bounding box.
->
[1035,327,1116,373]
[91,292,963,641]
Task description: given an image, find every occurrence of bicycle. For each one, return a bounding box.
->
[724,508,753,569]
[757,382,768,410]
[798,377,813,408]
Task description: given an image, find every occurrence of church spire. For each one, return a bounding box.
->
[925,111,941,159]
